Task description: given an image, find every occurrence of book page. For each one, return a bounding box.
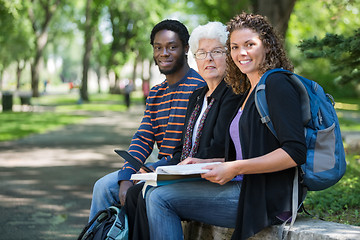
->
[130,172,157,181]
[156,162,222,175]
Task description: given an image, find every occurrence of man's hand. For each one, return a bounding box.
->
[119,180,134,206]
[132,166,154,184]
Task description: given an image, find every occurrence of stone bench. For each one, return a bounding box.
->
[183,216,360,240]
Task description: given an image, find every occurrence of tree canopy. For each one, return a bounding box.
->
[0,0,359,98]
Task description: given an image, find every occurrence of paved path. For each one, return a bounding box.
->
[0,105,145,240]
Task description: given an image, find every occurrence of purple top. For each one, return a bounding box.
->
[230,108,291,221]
[229,108,243,181]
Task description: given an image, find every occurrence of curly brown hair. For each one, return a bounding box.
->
[225,12,294,94]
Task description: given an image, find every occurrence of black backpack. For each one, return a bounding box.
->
[78,205,128,240]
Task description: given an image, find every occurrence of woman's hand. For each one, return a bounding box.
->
[201,162,237,185]
[178,157,225,165]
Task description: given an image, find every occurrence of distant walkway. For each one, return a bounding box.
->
[0,105,145,240]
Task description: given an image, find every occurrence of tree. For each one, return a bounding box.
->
[287,0,360,97]
[186,0,297,37]
[26,0,64,97]
[0,0,32,91]
[251,0,297,37]
[79,0,107,101]
[105,0,166,93]
[298,29,360,86]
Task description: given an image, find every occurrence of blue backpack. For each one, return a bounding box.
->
[78,205,128,240]
[255,68,346,191]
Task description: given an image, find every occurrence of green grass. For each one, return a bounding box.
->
[338,117,360,131]
[0,92,143,141]
[0,111,88,141]
[301,154,360,226]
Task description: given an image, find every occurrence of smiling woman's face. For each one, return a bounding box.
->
[195,38,226,83]
[230,28,265,80]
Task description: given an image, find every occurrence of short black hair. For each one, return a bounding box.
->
[150,19,189,47]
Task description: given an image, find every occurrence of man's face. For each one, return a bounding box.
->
[152,30,187,75]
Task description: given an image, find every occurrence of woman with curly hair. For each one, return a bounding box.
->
[146,12,306,240]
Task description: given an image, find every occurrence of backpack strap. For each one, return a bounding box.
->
[255,68,312,138]
[106,206,129,240]
[255,69,311,239]
[278,168,300,240]
[287,74,311,125]
[78,208,111,240]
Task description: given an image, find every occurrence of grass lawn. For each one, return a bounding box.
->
[0,92,142,141]
[301,154,360,226]
[0,111,88,141]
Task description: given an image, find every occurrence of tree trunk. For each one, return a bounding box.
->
[0,68,3,91]
[28,0,59,97]
[131,54,138,83]
[252,0,297,38]
[16,60,25,90]
[95,66,101,94]
[31,51,41,97]
[31,32,48,97]
[80,0,95,102]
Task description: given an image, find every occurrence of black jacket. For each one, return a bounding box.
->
[228,73,307,240]
[170,80,243,164]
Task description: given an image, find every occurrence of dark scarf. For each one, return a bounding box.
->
[180,97,215,161]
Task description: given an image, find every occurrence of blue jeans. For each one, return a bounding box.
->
[146,180,241,240]
[89,171,120,221]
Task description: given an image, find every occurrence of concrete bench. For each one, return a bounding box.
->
[183,217,360,240]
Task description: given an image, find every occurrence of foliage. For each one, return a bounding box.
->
[105,0,166,76]
[0,0,33,73]
[287,0,360,98]
[184,0,250,24]
[298,29,360,86]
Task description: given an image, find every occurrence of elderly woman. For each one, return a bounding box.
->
[169,21,243,164]
[144,21,243,239]
[146,13,307,240]
[126,21,242,240]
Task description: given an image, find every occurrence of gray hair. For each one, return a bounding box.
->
[189,21,228,55]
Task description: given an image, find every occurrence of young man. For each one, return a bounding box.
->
[88,19,206,221]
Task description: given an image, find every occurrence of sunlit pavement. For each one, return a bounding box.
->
[0,105,145,240]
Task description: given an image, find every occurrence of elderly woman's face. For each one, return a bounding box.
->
[230,28,265,78]
[194,38,226,83]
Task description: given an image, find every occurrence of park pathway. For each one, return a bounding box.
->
[0,105,145,240]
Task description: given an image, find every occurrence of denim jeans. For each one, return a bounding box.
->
[89,171,120,221]
[146,180,241,240]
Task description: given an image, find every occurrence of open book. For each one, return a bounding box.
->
[130,162,222,194]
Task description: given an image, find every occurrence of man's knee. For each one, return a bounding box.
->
[94,175,111,193]
[93,172,117,195]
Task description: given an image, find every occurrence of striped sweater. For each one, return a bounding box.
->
[118,68,206,181]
